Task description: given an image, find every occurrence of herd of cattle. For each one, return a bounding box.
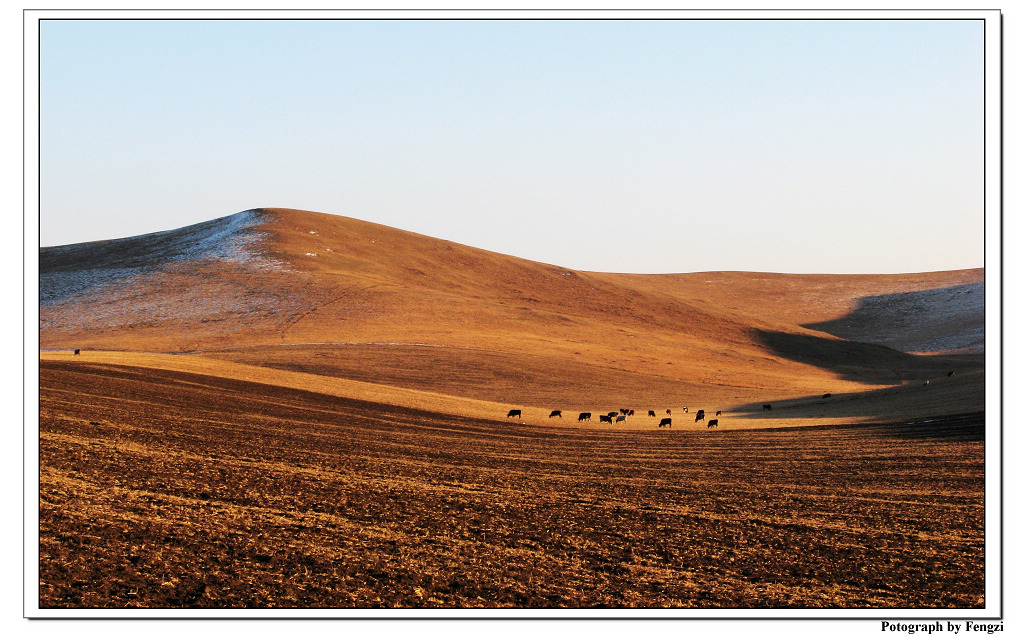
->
[502,373,953,427]
[505,407,722,428]
[503,387,878,428]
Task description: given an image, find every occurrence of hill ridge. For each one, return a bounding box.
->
[39,207,984,409]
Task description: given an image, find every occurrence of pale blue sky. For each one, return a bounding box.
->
[39,17,987,274]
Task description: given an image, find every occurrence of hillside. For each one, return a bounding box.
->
[39,207,984,413]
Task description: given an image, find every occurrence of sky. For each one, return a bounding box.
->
[36,13,990,274]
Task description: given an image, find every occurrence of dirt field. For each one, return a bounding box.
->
[38,360,985,609]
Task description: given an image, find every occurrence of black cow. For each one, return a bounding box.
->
[578,412,592,422]
[668,409,673,415]
[658,418,672,428]
[620,409,629,415]
[600,414,614,424]
[73,349,80,356]
[507,409,522,419]
[715,410,722,416]
[549,410,562,418]
[695,412,705,423]
[607,411,619,418]
[822,393,832,400]
[648,410,656,417]
[682,407,687,414]
[763,404,772,411]
[615,415,626,423]
[707,419,719,429]
[627,409,635,416]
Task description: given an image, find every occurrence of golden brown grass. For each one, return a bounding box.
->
[39,349,983,430]
[40,208,984,416]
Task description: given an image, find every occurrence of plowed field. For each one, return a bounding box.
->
[38,360,985,609]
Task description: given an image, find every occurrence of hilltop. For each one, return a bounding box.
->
[40,207,984,416]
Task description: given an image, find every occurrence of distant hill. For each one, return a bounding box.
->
[39,208,984,408]
[804,282,984,354]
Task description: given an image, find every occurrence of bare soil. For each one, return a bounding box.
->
[39,360,984,609]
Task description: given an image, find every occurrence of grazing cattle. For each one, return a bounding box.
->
[696,409,705,416]
[578,412,592,422]
[607,411,619,418]
[507,409,522,419]
[948,371,956,378]
[620,409,629,415]
[648,410,656,417]
[762,404,772,411]
[707,419,719,428]
[73,349,80,356]
[600,414,614,424]
[668,409,673,415]
[695,412,705,423]
[615,415,626,423]
[715,410,722,416]
[822,393,832,400]
[682,407,687,414]
[549,410,562,418]
[627,409,635,416]
[658,418,672,428]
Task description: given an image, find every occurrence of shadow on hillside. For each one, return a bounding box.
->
[730,371,982,415]
[729,412,984,441]
[869,413,984,440]
[727,364,984,436]
[803,282,984,354]
[751,329,981,386]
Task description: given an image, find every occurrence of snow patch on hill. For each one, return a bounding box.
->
[38,209,324,347]
[40,209,285,306]
[39,268,138,306]
[805,282,985,354]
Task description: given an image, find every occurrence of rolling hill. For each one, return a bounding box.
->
[39,207,984,419]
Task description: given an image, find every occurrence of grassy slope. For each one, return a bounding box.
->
[39,207,985,421]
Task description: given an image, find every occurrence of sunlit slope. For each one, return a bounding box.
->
[40,207,983,408]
